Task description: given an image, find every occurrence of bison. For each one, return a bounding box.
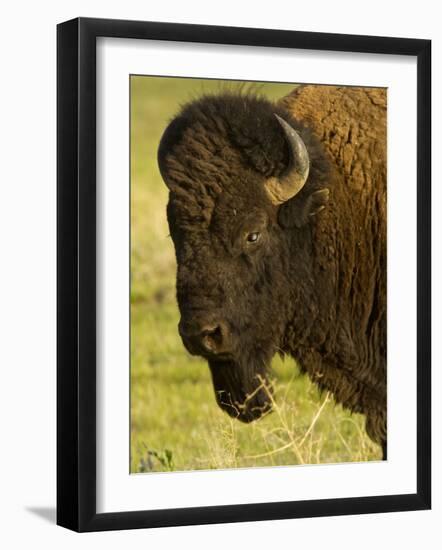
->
[157,85,387,459]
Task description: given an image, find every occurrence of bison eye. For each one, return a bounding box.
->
[246,232,261,243]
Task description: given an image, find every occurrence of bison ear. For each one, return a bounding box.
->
[278,188,330,229]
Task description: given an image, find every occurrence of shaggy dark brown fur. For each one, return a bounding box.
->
[157,85,387,456]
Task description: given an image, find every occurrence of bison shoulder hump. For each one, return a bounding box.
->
[279,85,386,194]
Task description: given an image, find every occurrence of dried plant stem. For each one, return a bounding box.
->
[257,374,305,464]
[298,392,330,448]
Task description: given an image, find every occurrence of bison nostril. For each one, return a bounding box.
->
[201,325,224,351]
[179,318,229,356]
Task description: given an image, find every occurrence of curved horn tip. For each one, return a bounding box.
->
[273,113,304,142]
[263,113,310,205]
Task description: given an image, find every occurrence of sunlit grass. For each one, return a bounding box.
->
[130,76,381,473]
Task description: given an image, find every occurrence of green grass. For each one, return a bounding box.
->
[130,76,381,473]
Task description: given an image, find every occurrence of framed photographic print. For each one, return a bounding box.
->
[57,17,431,532]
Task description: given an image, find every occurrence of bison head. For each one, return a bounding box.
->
[157,93,330,422]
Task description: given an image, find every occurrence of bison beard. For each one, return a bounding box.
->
[157,86,387,456]
[208,358,273,422]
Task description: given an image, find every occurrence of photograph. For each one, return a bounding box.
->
[130,76,387,474]
[0,0,435,541]
[54,13,431,535]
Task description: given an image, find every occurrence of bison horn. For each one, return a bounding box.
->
[264,114,310,205]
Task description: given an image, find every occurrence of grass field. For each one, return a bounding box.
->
[130,76,381,473]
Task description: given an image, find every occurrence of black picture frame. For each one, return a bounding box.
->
[57,17,431,532]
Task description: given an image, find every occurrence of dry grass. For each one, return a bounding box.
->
[193,375,380,472]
